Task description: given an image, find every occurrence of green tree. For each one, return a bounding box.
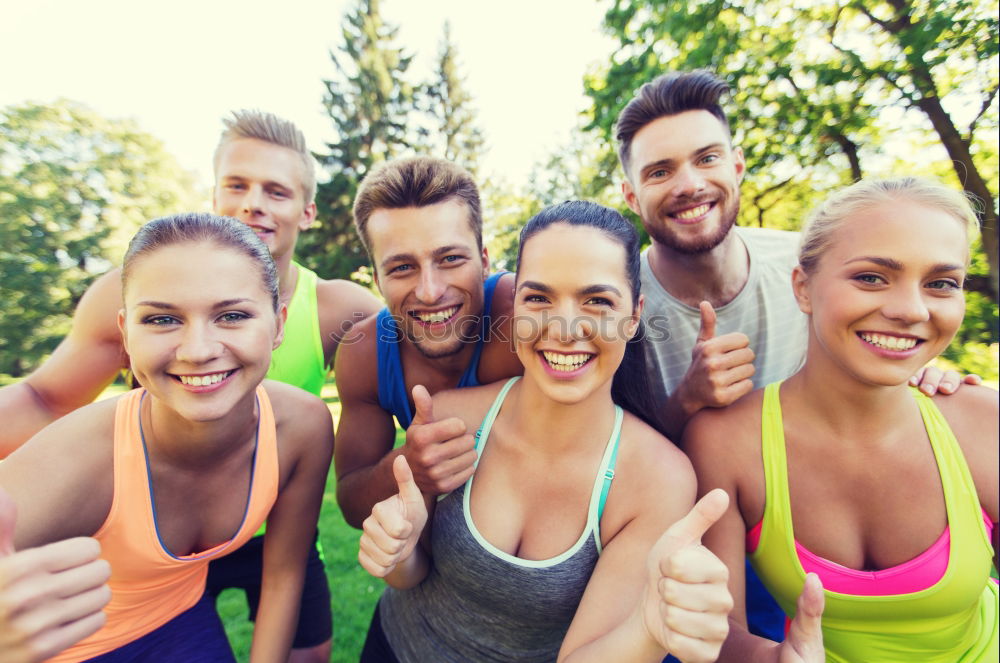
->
[420,21,486,176]
[308,0,418,280]
[587,0,998,301]
[0,100,201,376]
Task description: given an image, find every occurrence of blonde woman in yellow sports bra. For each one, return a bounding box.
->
[684,177,998,663]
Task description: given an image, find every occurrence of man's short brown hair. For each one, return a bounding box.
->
[353,157,482,258]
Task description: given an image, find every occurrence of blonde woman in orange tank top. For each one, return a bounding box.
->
[0,213,334,663]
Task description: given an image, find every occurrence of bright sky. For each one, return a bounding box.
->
[0,0,616,193]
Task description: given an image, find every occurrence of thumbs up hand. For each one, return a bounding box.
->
[676,302,756,415]
[0,488,111,663]
[643,489,734,663]
[403,385,477,495]
[358,456,429,579]
[778,573,826,663]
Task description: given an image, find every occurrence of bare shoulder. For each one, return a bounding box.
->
[489,272,516,318]
[932,384,999,517]
[315,277,382,341]
[683,388,765,469]
[332,313,380,400]
[619,412,696,503]
[264,380,333,434]
[75,267,126,340]
[431,380,510,432]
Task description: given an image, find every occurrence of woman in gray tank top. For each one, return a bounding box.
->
[357,201,733,663]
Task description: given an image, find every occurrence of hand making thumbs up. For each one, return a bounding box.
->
[358,455,429,580]
[644,488,734,663]
[778,573,826,663]
[0,488,111,663]
[403,385,477,495]
[675,302,756,416]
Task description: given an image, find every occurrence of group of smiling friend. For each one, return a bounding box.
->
[0,69,995,663]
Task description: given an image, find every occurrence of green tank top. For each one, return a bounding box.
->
[265,262,326,397]
[751,382,998,663]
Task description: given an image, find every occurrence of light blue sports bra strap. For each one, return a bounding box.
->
[597,406,624,522]
[473,377,521,455]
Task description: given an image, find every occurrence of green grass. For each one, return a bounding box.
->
[216,381,405,662]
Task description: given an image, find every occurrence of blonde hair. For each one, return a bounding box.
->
[213,109,316,203]
[353,157,482,258]
[799,177,979,274]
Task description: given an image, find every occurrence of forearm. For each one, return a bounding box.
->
[560,608,664,663]
[248,576,302,663]
[715,620,782,663]
[337,447,405,528]
[0,383,59,458]
[383,542,431,590]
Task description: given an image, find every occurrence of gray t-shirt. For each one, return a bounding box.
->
[639,226,808,408]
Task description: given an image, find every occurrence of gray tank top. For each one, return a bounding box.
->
[379,377,624,662]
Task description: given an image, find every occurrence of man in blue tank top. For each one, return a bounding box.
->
[334,157,524,529]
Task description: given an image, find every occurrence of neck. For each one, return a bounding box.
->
[647,230,749,308]
[502,378,618,457]
[274,255,297,305]
[142,393,259,468]
[783,347,917,441]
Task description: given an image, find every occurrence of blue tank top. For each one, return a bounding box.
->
[376,272,507,429]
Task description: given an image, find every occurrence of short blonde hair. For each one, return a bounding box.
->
[213,109,316,203]
[799,177,979,274]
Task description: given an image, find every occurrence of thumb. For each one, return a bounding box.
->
[697,301,717,342]
[0,487,16,556]
[392,455,424,520]
[788,573,825,653]
[656,489,729,561]
[410,384,435,426]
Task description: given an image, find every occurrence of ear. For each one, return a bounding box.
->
[622,179,641,217]
[733,146,746,184]
[480,246,490,279]
[791,264,812,315]
[117,309,129,353]
[297,202,317,232]
[273,303,288,350]
[627,294,645,339]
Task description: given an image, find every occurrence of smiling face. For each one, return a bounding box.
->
[368,198,489,359]
[514,223,641,405]
[119,242,284,423]
[793,199,968,387]
[212,138,316,260]
[622,110,745,255]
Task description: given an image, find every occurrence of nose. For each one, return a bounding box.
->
[240,185,265,216]
[175,322,223,364]
[882,283,930,325]
[414,268,447,304]
[543,302,595,343]
[672,162,706,198]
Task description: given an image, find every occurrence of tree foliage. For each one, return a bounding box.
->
[0,100,201,376]
[309,4,487,281]
[586,0,998,302]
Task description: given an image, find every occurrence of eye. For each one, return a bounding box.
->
[700,153,720,165]
[584,296,614,307]
[218,311,252,323]
[269,188,290,199]
[442,255,467,265]
[852,273,886,286]
[522,293,548,304]
[142,314,179,326]
[926,278,962,291]
[225,182,246,191]
[648,168,668,179]
[387,264,412,275]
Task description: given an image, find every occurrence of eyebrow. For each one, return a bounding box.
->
[135,298,255,309]
[379,245,472,270]
[517,281,624,297]
[845,256,964,273]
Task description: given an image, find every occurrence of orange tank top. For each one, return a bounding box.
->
[51,386,279,662]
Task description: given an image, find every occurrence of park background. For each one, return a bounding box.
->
[1,0,997,660]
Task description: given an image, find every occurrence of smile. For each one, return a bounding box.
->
[176,370,235,386]
[858,333,920,351]
[541,351,594,372]
[411,306,459,324]
[672,203,713,220]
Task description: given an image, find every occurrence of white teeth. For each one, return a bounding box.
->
[860,333,918,351]
[542,351,592,371]
[674,203,711,220]
[415,306,458,323]
[179,371,232,386]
